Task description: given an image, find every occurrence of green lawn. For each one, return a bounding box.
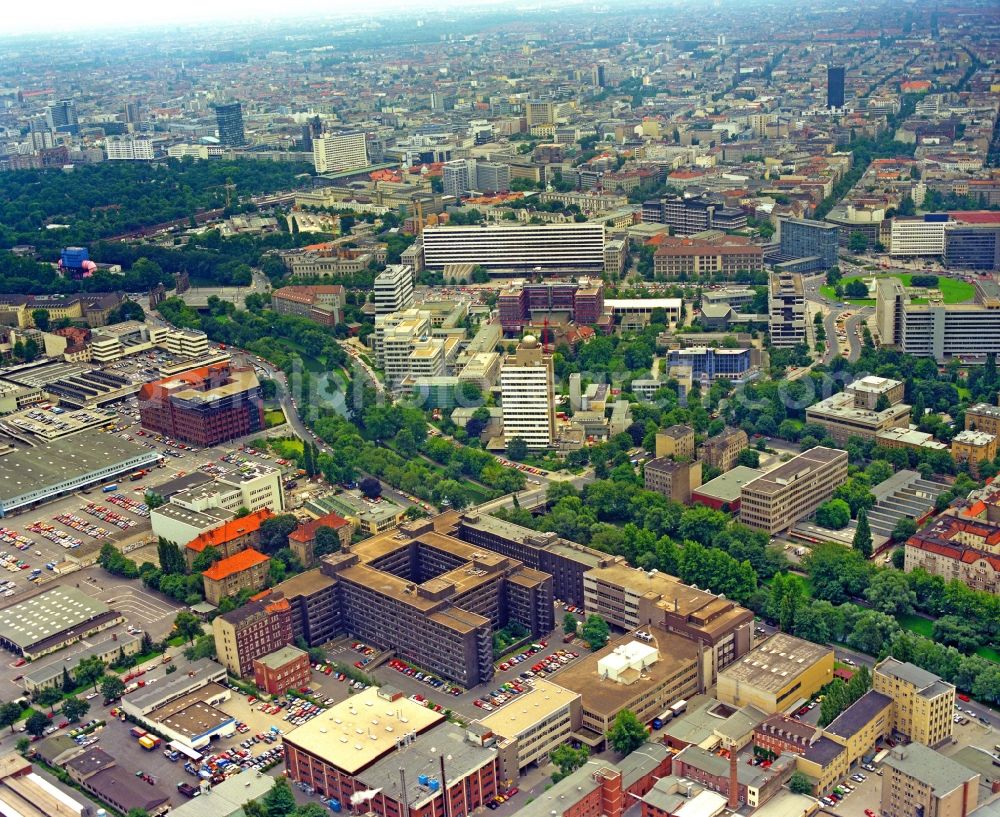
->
[264,409,287,428]
[820,273,975,305]
[897,613,934,637]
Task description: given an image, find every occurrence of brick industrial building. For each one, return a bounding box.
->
[497,279,605,333]
[138,363,265,446]
[253,645,311,696]
[271,285,345,327]
[284,686,500,817]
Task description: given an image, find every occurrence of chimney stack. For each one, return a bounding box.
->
[728,747,739,809]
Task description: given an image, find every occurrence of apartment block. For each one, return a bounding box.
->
[313,131,368,174]
[966,402,1000,436]
[287,512,351,568]
[700,427,749,472]
[652,235,763,278]
[644,457,702,504]
[201,548,270,606]
[904,512,1000,596]
[873,657,956,747]
[184,508,272,570]
[805,376,911,444]
[881,744,979,817]
[951,430,997,477]
[740,447,849,535]
[213,597,294,677]
[768,272,806,348]
[501,336,555,449]
[655,424,696,460]
[266,572,342,648]
[583,560,754,683]
[717,633,834,714]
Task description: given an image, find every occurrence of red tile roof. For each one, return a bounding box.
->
[202,548,270,581]
[289,513,350,543]
[187,509,273,553]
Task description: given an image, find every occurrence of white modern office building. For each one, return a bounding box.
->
[421,223,606,272]
[374,264,415,316]
[889,218,948,257]
[500,336,555,449]
[768,271,806,348]
[313,132,368,174]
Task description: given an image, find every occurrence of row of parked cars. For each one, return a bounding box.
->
[496,641,548,672]
[387,658,463,696]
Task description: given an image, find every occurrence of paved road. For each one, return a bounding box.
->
[844,308,874,361]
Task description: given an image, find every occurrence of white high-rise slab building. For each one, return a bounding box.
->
[501,336,555,450]
[313,131,368,174]
[374,264,414,316]
[106,136,154,160]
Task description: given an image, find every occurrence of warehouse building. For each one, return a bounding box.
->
[717,633,834,714]
[0,585,123,659]
[0,752,88,817]
[0,431,159,517]
[284,686,500,817]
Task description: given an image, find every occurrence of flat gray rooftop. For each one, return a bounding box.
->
[0,430,155,504]
[0,586,112,651]
[694,466,765,503]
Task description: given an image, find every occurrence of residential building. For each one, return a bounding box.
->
[881,744,980,817]
[501,335,555,449]
[373,264,414,316]
[652,235,763,278]
[700,427,750,472]
[476,679,580,780]
[875,426,950,453]
[201,548,270,606]
[890,217,949,256]
[768,272,806,348]
[951,430,997,477]
[214,102,245,147]
[212,596,294,677]
[692,466,764,512]
[655,424,696,460]
[740,447,849,535]
[805,375,911,443]
[442,159,511,197]
[271,285,345,326]
[874,657,956,747]
[717,633,834,714]
[875,277,1000,361]
[904,514,1000,596]
[644,457,703,504]
[313,131,368,173]
[138,363,264,447]
[421,223,605,272]
[553,628,702,750]
[583,560,754,682]
[966,403,1000,436]
[283,686,499,817]
[287,512,352,568]
[252,645,311,696]
[266,572,341,648]
[184,507,273,569]
[105,136,154,161]
[778,218,839,271]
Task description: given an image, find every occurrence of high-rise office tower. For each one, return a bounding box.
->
[373,264,415,316]
[123,102,140,125]
[827,66,845,109]
[312,132,368,174]
[501,336,555,450]
[215,102,246,147]
[46,100,78,135]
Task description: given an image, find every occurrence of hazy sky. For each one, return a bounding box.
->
[1,0,430,36]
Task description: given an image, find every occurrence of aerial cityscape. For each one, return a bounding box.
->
[0,2,998,817]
